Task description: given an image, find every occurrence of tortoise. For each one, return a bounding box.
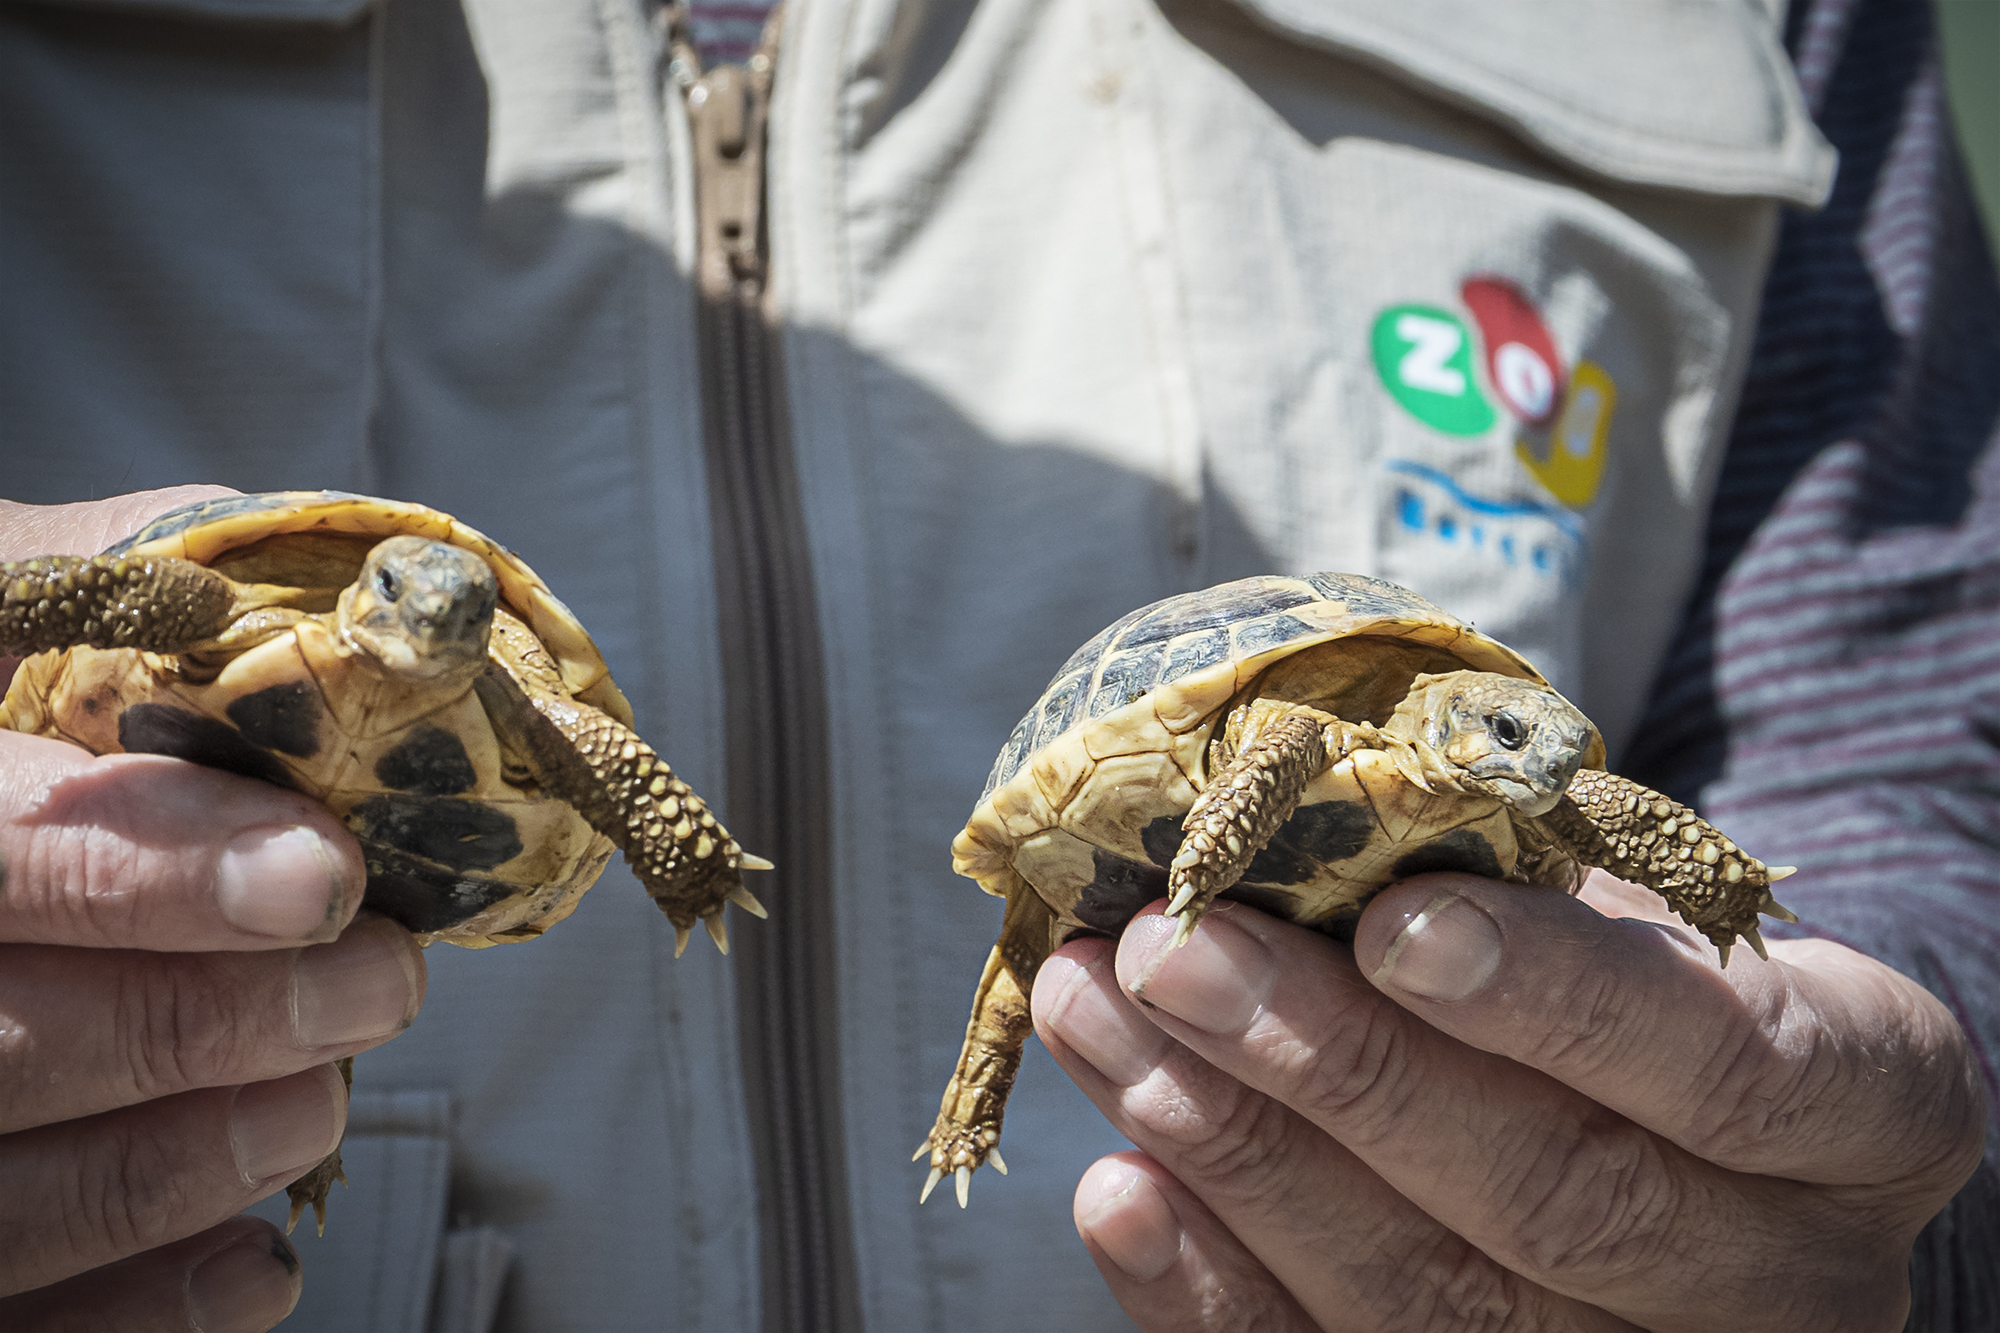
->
[918,572,1794,1207]
[0,490,768,1229]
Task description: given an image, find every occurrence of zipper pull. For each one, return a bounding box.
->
[687,53,771,296]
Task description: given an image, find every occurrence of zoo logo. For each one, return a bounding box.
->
[1370,278,1615,511]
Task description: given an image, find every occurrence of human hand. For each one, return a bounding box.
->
[0,490,426,1332]
[1034,872,1987,1332]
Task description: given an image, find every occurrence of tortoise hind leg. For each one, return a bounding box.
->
[285,1056,354,1235]
[473,669,768,954]
[0,554,237,654]
[918,884,1052,1207]
[1537,770,1797,967]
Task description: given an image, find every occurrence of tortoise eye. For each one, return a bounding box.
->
[376,566,401,602]
[1490,711,1527,750]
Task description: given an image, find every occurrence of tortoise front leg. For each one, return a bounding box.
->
[1165,701,1366,946]
[473,670,767,955]
[917,883,1052,1207]
[1538,769,1797,967]
[0,554,236,654]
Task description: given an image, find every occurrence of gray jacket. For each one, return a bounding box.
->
[0,0,1842,1328]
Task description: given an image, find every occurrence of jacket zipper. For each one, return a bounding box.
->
[672,11,862,1331]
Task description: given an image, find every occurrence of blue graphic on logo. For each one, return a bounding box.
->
[1385,460,1583,582]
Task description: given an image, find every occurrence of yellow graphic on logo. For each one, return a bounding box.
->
[1515,360,1615,509]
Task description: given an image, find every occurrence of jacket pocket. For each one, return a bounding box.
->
[1234,0,1833,204]
[247,1091,459,1333]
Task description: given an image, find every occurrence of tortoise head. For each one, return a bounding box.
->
[1386,670,1596,816]
[339,536,499,682]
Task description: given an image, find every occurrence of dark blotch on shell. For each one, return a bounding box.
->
[1315,909,1365,942]
[1391,826,1504,882]
[1140,813,1187,869]
[1242,800,1378,885]
[375,724,478,796]
[349,794,522,871]
[118,703,292,787]
[1219,880,1309,920]
[1073,848,1169,934]
[359,841,520,933]
[226,681,323,759]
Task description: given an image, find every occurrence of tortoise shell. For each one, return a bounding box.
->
[2,490,635,947]
[951,573,1608,938]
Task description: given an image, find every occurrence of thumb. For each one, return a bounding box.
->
[0,732,365,951]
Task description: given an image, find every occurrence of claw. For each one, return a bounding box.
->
[912,1140,932,1163]
[1767,865,1797,882]
[1171,911,1200,948]
[1717,941,1733,969]
[1742,925,1769,962]
[1165,883,1198,917]
[955,1165,971,1209]
[705,912,730,955]
[987,1148,1007,1176]
[674,924,692,958]
[728,884,770,918]
[738,853,776,872]
[920,1167,942,1204]
[1761,895,1799,923]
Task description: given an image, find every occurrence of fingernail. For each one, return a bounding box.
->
[215,826,347,942]
[292,917,422,1049]
[1076,1159,1183,1282]
[1370,890,1502,1001]
[1041,952,1171,1087]
[229,1066,344,1185]
[1119,911,1274,1035]
[185,1231,302,1333]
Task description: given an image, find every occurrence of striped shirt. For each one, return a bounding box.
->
[1624,0,2000,1322]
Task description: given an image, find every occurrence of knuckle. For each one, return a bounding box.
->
[1684,970,1990,1185]
[1283,1002,1414,1142]
[12,823,150,948]
[1499,1119,1679,1284]
[1681,1016,1823,1162]
[1387,1233,1529,1333]
[1173,1091,1304,1213]
[111,958,248,1102]
[56,1114,198,1277]
[1128,1065,1292,1192]
[1511,962,1631,1080]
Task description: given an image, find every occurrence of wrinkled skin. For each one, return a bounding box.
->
[1037,873,1987,1333]
[0,490,428,1332]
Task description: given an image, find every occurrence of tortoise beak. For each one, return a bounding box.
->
[1469,744,1582,816]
